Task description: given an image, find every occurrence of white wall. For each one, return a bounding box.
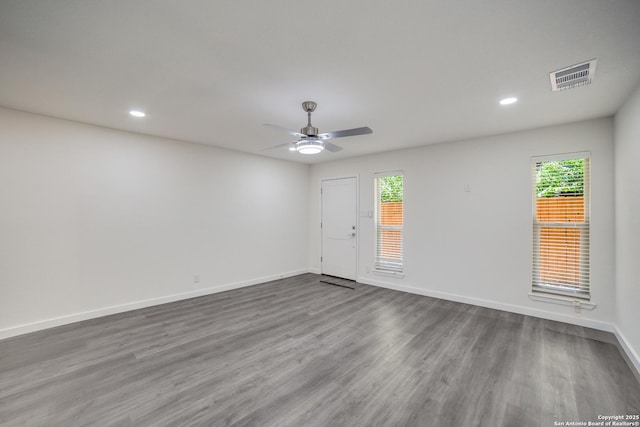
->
[0,105,626,354]
[309,118,615,330]
[614,85,640,372]
[0,107,309,337]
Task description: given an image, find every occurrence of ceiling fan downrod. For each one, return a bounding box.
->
[301,101,318,136]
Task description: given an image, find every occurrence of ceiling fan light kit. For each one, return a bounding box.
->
[295,139,324,154]
[264,101,373,155]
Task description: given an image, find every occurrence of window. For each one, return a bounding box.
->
[532,153,590,300]
[375,173,403,274]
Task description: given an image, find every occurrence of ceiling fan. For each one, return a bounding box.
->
[263,101,373,154]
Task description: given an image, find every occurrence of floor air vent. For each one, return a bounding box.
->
[550,59,597,91]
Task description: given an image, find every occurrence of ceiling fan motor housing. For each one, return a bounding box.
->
[300,125,319,136]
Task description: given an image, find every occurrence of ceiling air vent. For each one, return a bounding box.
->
[549,59,597,91]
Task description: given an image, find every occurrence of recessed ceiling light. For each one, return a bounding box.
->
[499,97,518,105]
[129,110,146,118]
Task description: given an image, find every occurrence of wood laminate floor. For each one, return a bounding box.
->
[1,274,639,426]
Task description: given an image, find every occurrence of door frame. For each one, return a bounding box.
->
[320,175,359,279]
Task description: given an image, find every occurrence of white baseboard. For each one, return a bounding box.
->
[613,326,640,380]
[0,269,310,340]
[357,276,615,332]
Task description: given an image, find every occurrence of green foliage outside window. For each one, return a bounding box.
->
[379,175,403,202]
[536,159,584,198]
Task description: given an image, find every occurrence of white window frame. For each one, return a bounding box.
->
[374,171,404,276]
[531,152,591,302]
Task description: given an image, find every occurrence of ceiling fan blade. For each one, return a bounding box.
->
[263,123,306,138]
[317,126,373,139]
[261,142,294,151]
[323,141,343,152]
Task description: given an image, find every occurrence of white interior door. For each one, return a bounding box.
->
[321,177,357,280]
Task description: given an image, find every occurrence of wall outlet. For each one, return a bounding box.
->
[572,300,581,313]
[464,184,471,192]
[193,275,200,284]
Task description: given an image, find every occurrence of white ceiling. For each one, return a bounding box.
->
[1,1,639,164]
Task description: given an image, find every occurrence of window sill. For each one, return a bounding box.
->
[528,292,596,310]
[373,269,404,279]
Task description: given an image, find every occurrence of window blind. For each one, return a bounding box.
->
[532,153,590,300]
[375,173,403,273]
